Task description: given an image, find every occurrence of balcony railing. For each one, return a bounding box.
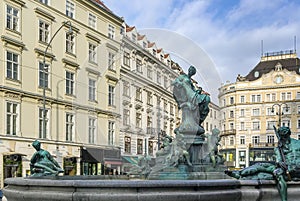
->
[220,129,236,136]
[249,142,277,148]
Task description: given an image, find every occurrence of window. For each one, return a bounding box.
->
[230,97,234,104]
[66,32,75,53]
[252,121,260,130]
[131,34,136,42]
[266,108,274,116]
[298,106,300,114]
[271,93,276,101]
[39,0,49,5]
[108,24,115,39]
[108,52,115,70]
[229,110,234,118]
[252,108,260,116]
[66,113,74,141]
[267,135,275,144]
[88,43,97,63]
[239,151,246,162]
[164,76,168,88]
[281,92,286,101]
[136,113,142,128]
[88,118,96,143]
[257,95,261,102]
[147,92,152,105]
[66,0,75,18]
[136,59,142,73]
[147,67,153,79]
[252,136,260,145]
[240,109,245,117]
[108,85,115,106]
[135,87,142,101]
[229,136,234,145]
[267,121,276,130]
[39,62,49,88]
[6,5,19,31]
[229,122,234,130]
[266,94,270,102]
[123,109,130,126]
[66,71,74,95]
[88,79,96,101]
[240,122,245,130]
[157,72,161,84]
[6,51,19,80]
[170,105,174,115]
[297,92,300,100]
[6,102,19,135]
[147,116,153,131]
[39,20,50,43]
[240,95,245,103]
[251,95,255,102]
[240,136,245,145]
[124,137,131,153]
[123,52,130,66]
[108,121,115,145]
[251,94,261,103]
[282,120,290,127]
[39,108,49,139]
[287,92,291,100]
[123,81,130,96]
[137,139,143,154]
[148,141,153,155]
[88,13,96,29]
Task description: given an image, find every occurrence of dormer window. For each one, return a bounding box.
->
[275,62,282,71]
[254,71,259,78]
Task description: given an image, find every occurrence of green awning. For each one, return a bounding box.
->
[122,156,138,165]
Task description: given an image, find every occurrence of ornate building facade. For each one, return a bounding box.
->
[0,0,124,186]
[219,50,300,169]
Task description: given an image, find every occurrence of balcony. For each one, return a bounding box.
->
[147,127,157,138]
[249,142,277,148]
[220,129,236,136]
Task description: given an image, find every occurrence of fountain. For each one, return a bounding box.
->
[3,66,300,201]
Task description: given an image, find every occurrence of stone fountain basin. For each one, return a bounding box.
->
[3,176,300,201]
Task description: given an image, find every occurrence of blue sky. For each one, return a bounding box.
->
[104,0,300,99]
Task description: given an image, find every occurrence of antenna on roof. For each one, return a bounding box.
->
[261,40,264,57]
[294,35,297,53]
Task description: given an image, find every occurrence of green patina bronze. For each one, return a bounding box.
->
[225,126,300,201]
[30,140,64,176]
[146,66,225,179]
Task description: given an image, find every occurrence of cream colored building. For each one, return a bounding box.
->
[218,50,300,169]
[0,0,124,186]
[119,25,180,169]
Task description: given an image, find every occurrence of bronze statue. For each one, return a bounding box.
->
[225,127,300,201]
[172,65,210,136]
[30,140,64,176]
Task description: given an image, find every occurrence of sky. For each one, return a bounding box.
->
[104,0,300,101]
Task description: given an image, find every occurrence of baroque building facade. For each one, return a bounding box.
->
[219,50,300,169]
[0,0,124,186]
[119,25,180,169]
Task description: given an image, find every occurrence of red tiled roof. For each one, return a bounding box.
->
[92,0,112,12]
[148,42,155,48]
[126,25,135,32]
[157,48,162,53]
[137,34,145,40]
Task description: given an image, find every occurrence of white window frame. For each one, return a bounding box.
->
[6,51,19,80]
[6,5,19,31]
[88,117,96,144]
[108,24,115,39]
[108,85,115,106]
[6,102,19,135]
[88,43,97,63]
[66,71,75,95]
[108,52,115,70]
[66,32,75,54]
[108,121,115,145]
[39,61,50,88]
[39,20,50,43]
[66,0,75,19]
[88,12,96,29]
[88,78,96,101]
[123,109,130,126]
[39,107,49,139]
[66,113,74,141]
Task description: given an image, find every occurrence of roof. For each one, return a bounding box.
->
[244,57,300,81]
[90,0,112,13]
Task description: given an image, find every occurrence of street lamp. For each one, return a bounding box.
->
[42,21,73,139]
[271,103,289,127]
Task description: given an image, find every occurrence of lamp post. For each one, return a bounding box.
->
[271,103,289,127]
[42,21,72,139]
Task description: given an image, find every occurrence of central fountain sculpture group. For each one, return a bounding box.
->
[29,65,300,201]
